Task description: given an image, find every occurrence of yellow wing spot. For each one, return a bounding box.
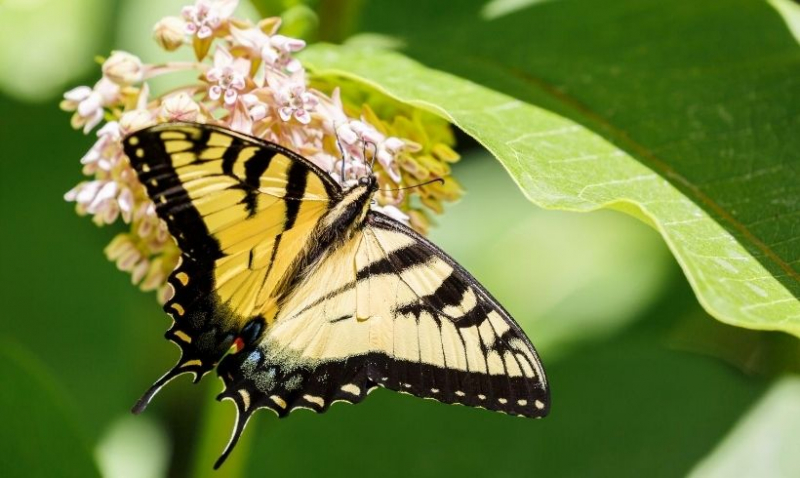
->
[128,136,140,146]
[498,398,508,404]
[340,384,361,396]
[208,132,233,147]
[173,330,192,343]
[455,390,465,397]
[175,272,190,286]
[303,395,325,407]
[517,399,528,406]
[238,389,251,411]
[270,395,287,409]
[403,383,412,389]
[503,351,523,377]
[431,388,440,393]
[141,163,150,173]
[486,351,504,375]
[160,131,186,140]
[165,140,194,153]
[171,303,185,316]
[135,148,145,158]
[535,400,545,410]
[478,394,486,400]
[181,359,202,368]
[170,152,196,167]
[198,147,227,160]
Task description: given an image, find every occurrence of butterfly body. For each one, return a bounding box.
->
[123,123,549,468]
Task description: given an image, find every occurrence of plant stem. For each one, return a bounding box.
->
[316,0,364,43]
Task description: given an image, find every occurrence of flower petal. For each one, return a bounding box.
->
[64,86,92,102]
[209,85,222,100]
[224,89,238,105]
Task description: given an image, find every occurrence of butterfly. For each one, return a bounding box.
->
[122,123,549,468]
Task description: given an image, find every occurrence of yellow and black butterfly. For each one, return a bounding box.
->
[123,123,549,468]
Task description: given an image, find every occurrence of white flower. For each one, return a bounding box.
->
[182,0,237,39]
[80,121,121,173]
[102,51,144,85]
[230,25,305,72]
[65,179,120,224]
[61,77,120,133]
[119,109,154,135]
[229,99,253,134]
[372,204,410,224]
[159,92,201,122]
[241,93,268,121]
[268,73,318,124]
[374,136,406,182]
[153,16,186,51]
[206,46,250,105]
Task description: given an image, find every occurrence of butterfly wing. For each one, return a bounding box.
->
[215,210,548,467]
[123,123,341,411]
[359,212,549,414]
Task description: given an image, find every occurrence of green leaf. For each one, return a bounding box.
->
[688,376,800,477]
[299,0,800,336]
[0,339,100,478]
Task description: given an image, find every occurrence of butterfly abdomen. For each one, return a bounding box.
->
[274,179,377,305]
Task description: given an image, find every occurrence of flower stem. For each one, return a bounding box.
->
[316,0,364,43]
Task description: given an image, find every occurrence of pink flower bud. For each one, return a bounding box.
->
[153,16,186,51]
[160,92,200,122]
[120,110,154,135]
[102,51,144,85]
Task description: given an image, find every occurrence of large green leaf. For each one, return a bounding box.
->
[299,0,800,336]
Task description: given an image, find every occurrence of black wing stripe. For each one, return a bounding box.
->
[355,244,428,281]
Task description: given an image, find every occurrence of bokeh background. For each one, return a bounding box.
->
[1,1,798,477]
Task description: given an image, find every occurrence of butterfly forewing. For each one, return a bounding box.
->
[123,123,341,410]
[361,213,549,416]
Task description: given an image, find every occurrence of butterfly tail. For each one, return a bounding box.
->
[214,391,256,469]
[131,358,208,414]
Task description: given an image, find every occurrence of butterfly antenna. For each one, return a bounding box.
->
[333,123,347,185]
[382,177,445,192]
[366,141,378,174]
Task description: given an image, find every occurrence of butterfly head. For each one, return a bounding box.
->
[357,174,377,189]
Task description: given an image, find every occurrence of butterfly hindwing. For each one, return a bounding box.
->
[123,123,341,410]
[215,209,549,465]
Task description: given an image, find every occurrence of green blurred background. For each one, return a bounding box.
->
[0,1,798,477]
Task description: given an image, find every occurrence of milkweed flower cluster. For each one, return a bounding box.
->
[62,0,462,301]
